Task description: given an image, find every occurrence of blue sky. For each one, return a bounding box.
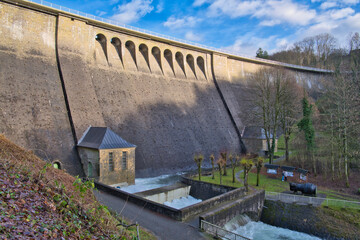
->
[47,0,360,56]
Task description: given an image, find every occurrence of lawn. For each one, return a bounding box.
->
[198,167,289,192]
[198,167,360,204]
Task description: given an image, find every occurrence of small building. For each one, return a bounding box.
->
[241,126,279,155]
[77,127,136,186]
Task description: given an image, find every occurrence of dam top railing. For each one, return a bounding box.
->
[200,220,251,240]
[266,191,360,209]
[20,0,333,74]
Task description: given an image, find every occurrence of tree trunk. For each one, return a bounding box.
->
[343,103,349,188]
[212,164,215,179]
[285,135,290,162]
[312,151,317,176]
[223,164,227,176]
[331,114,335,180]
[198,165,201,181]
[244,173,249,192]
[232,167,235,183]
[256,170,260,186]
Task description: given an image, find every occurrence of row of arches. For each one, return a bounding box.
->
[95,34,207,80]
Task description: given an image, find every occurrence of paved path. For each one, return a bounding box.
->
[93,189,208,240]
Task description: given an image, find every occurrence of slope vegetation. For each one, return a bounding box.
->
[0,135,153,239]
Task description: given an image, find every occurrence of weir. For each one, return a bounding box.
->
[0,0,331,178]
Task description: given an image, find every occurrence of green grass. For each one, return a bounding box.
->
[198,167,289,192]
[200,167,243,188]
[199,167,360,206]
[274,150,285,157]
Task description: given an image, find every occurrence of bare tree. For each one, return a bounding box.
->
[250,67,290,163]
[279,72,303,162]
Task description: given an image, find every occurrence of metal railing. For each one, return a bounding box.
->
[200,220,251,240]
[20,0,333,73]
[266,191,360,209]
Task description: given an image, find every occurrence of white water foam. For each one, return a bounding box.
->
[224,215,321,240]
[164,196,202,209]
[117,174,182,193]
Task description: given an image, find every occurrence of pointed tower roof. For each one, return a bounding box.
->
[77,127,136,149]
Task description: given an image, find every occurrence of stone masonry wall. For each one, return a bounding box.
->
[99,148,135,185]
[0,0,330,177]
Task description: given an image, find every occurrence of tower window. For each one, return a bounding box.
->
[109,152,114,171]
[122,152,127,170]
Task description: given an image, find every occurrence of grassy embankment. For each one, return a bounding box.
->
[0,135,156,240]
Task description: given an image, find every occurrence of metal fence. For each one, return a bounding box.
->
[200,220,251,240]
[265,191,360,209]
[21,0,333,73]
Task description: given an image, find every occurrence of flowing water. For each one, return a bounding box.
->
[117,174,182,193]
[224,215,321,240]
[164,196,202,209]
[117,174,202,209]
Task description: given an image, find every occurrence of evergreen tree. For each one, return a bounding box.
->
[297,97,316,174]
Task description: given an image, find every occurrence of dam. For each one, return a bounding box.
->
[0,0,330,178]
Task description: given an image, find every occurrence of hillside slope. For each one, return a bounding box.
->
[0,134,153,239]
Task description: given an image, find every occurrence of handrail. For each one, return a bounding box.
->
[17,0,333,73]
[200,220,251,240]
[265,191,360,209]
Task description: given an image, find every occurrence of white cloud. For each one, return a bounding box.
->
[294,12,360,49]
[163,16,201,29]
[193,0,211,6]
[342,0,360,5]
[96,10,107,17]
[329,7,355,19]
[185,31,203,42]
[111,0,154,24]
[313,0,359,5]
[320,2,337,9]
[224,34,278,56]
[253,0,316,26]
[207,0,261,18]
[205,0,316,26]
[259,19,281,27]
[156,1,164,13]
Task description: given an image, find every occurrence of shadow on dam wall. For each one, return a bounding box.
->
[69,67,247,177]
[0,0,327,179]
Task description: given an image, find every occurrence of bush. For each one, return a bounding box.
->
[358,188,360,195]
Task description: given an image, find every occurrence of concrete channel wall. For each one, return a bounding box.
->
[200,189,265,227]
[136,182,191,203]
[95,178,247,221]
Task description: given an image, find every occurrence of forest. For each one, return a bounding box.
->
[253,32,360,189]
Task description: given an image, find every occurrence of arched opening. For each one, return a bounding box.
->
[139,43,151,72]
[88,162,93,178]
[125,40,137,69]
[111,37,123,67]
[197,56,206,80]
[95,34,108,62]
[186,54,197,79]
[53,161,61,169]
[152,46,163,74]
[164,49,175,76]
[175,52,186,77]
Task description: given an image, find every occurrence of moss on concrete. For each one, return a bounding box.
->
[262,200,360,240]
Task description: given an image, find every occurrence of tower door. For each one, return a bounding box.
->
[88,162,93,177]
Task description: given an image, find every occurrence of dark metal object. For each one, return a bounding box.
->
[289,182,316,195]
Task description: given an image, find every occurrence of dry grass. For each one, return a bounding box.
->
[0,134,144,239]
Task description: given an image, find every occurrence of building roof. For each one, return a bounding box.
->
[264,164,280,169]
[242,126,282,139]
[297,168,309,175]
[281,166,296,172]
[77,127,136,150]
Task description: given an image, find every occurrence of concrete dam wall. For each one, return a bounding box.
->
[0,0,329,177]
